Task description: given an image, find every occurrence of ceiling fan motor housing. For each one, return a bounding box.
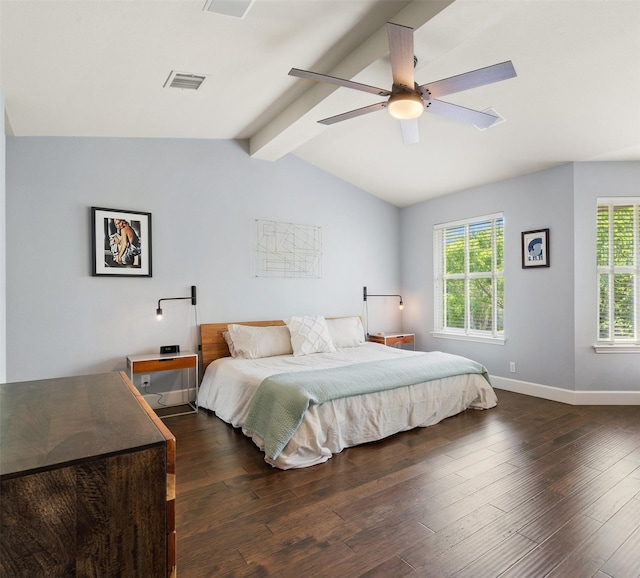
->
[387,88,425,120]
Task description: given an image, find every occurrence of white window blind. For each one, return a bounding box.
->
[596,199,640,350]
[433,213,504,344]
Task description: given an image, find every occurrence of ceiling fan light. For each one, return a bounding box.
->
[387,93,424,120]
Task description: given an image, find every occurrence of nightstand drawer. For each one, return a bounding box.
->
[129,357,196,374]
[368,333,415,349]
[384,335,414,346]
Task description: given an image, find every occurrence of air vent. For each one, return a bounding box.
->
[164,71,208,91]
[203,0,255,19]
[474,107,505,131]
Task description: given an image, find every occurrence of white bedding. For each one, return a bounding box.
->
[198,342,497,469]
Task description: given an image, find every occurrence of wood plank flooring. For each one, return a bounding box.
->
[164,390,640,577]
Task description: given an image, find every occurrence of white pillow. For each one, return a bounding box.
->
[226,324,293,359]
[286,315,336,356]
[326,316,365,348]
[222,331,238,357]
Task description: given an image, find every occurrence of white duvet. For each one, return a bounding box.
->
[198,342,497,469]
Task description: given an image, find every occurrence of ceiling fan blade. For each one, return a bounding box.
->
[289,68,390,97]
[427,99,500,128]
[387,22,415,89]
[421,61,516,99]
[400,119,420,145]
[318,102,387,125]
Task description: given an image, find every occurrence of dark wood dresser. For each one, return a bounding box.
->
[0,371,176,577]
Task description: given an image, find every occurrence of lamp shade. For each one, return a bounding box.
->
[387,92,424,120]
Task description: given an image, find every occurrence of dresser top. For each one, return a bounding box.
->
[0,372,166,479]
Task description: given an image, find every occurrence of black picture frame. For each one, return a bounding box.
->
[521,228,550,268]
[91,207,152,277]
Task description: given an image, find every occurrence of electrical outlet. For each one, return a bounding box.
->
[141,374,151,388]
[509,362,516,373]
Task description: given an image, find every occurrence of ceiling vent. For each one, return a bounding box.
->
[164,71,208,91]
[474,107,505,131]
[203,0,255,19]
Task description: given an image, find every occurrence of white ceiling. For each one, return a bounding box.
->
[1,0,639,207]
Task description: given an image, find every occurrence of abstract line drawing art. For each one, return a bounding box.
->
[255,220,322,278]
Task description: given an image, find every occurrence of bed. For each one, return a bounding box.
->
[198,316,497,469]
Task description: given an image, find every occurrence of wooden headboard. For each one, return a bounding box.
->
[200,320,286,371]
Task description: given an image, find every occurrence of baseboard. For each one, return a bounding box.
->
[142,387,197,410]
[490,376,640,405]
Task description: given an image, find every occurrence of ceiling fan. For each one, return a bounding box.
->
[289,22,517,144]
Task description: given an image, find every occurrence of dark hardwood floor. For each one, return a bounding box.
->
[164,390,640,577]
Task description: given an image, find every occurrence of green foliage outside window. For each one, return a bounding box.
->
[439,217,503,335]
[597,204,638,341]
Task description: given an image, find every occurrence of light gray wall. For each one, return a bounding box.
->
[401,161,639,392]
[6,137,637,393]
[6,137,401,383]
[573,162,640,391]
[400,163,576,388]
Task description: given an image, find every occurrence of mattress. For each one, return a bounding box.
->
[198,342,497,469]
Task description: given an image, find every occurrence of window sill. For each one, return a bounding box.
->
[593,344,640,354]
[432,332,505,346]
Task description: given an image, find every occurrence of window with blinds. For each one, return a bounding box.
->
[596,199,639,349]
[433,213,504,344]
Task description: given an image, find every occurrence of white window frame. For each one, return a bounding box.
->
[594,197,640,354]
[432,212,505,345]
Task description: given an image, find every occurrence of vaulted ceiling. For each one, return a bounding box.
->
[1,0,639,207]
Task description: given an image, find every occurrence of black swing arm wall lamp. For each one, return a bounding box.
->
[156,285,197,319]
[363,286,403,310]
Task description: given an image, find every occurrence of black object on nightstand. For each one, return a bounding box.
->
[160,345,180,355]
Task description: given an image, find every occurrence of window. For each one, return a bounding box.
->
[433,213,504,344]
[596,198,640,351]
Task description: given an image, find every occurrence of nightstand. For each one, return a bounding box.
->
[127,350,199,417]
[368,333,415,350]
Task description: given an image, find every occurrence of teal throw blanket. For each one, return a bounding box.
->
[244,351,490,460]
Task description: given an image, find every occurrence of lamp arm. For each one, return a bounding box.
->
[156,286,197,318]
[362,286,403,309]
[158,296,191,307]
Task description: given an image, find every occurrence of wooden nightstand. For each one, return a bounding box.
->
[127,351,199,417]
[368,333,415,350]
